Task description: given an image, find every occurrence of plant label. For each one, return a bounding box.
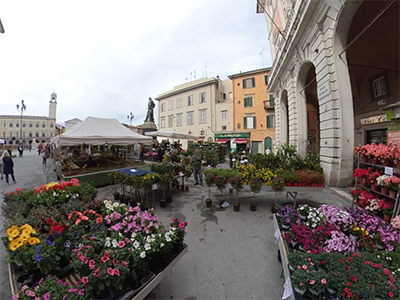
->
[274,229,280,243]
[282,276,293,299]
[152,183,158,190]
[179,172,184,177]
[384,167,393,176]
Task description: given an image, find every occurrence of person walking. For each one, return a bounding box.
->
[191,148,203,186]
[0,151,4,180]
[139,144,145,162]
[18,145,23,157]
[41,150,47,165]
[2,151,17,185]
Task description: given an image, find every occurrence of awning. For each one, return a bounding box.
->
[215,139,230,144]
[233,139,248,144]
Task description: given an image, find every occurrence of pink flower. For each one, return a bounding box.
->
[114,269,120,276]
[93,268,100,278]
[179,222,185,228]
[309,280,315,285]
[117,241,125,248]
[78,289,85,295]
[25,290,35,297]
[302,265,307,269]
[21,285,29,291]
[171,218,175,223]
[43,292,50,300]
[101,256,109,263]
[125,238,130,244]
[68,289,77,293]
[321,279,326,284]
[107,268,114,275]
[81,277,88,284]
[113,258,118,266]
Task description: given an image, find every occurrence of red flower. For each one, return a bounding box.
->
[113,258,118,266]
[101,256,109,263]
[365,261,370,265]
[384,268,391,276]
[340,259,344,263]
[345,266,350,270]
[376,264,382,269]
[114,269,120,276]
[350,275,357,282]
[369,284,374,288]
[107,268,114,276]
[344,288,349,293]
[347,282,351,287]
[348,257,352,262]
[81,277,88,284]
[47,218,53,225]
[389,292,394,298]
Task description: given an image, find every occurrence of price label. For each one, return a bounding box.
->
[152,183,158,190]
[179,171,184,177]
[274,228,280,243]
[282,276,293,299]
[385,167,393,176]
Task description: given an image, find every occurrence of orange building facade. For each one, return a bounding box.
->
[228,68,275,154]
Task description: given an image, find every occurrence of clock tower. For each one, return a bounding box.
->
[49,92,57,120]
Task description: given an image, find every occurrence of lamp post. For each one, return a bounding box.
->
[127,112,134,126]
[16,100,26,143]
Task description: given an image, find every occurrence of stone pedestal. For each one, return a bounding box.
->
[142,121,157,137]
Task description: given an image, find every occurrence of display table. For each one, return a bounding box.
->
[8,245,188,300]
[273,214,295,300]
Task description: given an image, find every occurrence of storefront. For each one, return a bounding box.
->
[358,114,390,145]
[214,132,250,153]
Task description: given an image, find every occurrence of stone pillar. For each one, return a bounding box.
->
[141,121,157,137]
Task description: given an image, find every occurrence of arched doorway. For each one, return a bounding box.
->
[264,137,273,152]
[280,90,289,144]
[297,62,320,156]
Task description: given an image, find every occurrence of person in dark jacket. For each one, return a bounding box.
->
[2,151,17,185]
[191,148,203,185]
[157,146,164,162]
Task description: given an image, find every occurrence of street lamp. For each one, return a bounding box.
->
[16,100,26,143]
[127,112,134,126]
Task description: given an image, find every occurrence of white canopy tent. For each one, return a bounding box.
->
[145,131,199,140]
[0,138,5,144]
[53,116,152,146]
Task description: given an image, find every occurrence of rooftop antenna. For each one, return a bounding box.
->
[259,48,265,68]
[190,72,192,81]
[204,64,207,77]
[193,70,196,80]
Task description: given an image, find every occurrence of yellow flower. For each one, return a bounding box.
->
[28,237,40,245]
[9,228,20,238]
[45,182,58,190]
[20,224,33,232]
[6,226,19,237]
[8,236,14,242]
[19,233,30,242]
[9,238,24,251]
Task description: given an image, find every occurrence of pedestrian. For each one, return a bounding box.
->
[38,144,42,155]
[7,147,12,156]
[157,146,164,162]
[265,147,271,155]
[0,151,4,180]
[191,148,203,186]
[18,145,23,157]
[28,144,32,152]
[2,151,17,185]
[41,151,47,165]
[139,144,145,162]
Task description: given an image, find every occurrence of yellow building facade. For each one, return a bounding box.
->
[228,68,275,154]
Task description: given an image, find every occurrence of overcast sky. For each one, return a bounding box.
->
[0,0,272,126]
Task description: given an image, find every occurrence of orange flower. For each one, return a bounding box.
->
[75,219,81,225]
[95,217,102,224]
[81,216,89,221]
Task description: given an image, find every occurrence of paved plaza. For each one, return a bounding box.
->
[0,150,352,300]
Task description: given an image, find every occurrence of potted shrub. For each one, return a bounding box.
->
[214,173,228,207]
[184,167,193,192]
[230,173,243,212]
[159,172,174,208]
[271,176,285,209]
[204,171,215,208]
[249,176,263,211]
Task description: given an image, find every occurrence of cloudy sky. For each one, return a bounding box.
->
[0,0,272,126]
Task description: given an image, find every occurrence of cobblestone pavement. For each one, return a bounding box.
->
[0,152,352,300]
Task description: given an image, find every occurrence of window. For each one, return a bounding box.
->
[35,133,39,137]
[266,114,275,128]
[23,123,26,127]
[199,92,206,103]
[229,92,233,99]
[16,123,19,127]
[42,133,45,137]
[242,77,255,89]
[176,114,182,126]
[23,133,25,137]
[29,133,32,137]
[168,100,173,110]
[176,98,182,108]
[186,112,194,125]
[372,75,388,99]
[244,116,256,129]
[187,95,193,106]
[160,117,165,128]
[168,115,173,127]
[29,124,32,127]
[36,124,39,128]
[161,103,166,112]
[3,132,6,137]
[244,96,253,107]
[9,123,13,127]
[264,75,269,85]
[222,125,227,130]
[50,124,53,128]
[221,110,227,119]
[42,124,45,128]
[199,110,206,124]
[3,123,5,127]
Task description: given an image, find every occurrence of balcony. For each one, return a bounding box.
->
[263,100,275,110]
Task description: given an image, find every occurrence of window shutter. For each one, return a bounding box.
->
[249,97,253,107]
[253,117,256,129]
[265,75,268,85]
[244,97,247,107]
[267,115,271,128]
[269,94,275,106]
[242,79,246,89]
[243,117,247,129]
[251,78,255,87]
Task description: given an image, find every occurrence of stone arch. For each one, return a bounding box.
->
[280,89,289,145]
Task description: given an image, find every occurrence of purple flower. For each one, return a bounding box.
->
[46,240,54,246]
[35,254,42,262]
[285,218,291,223]
[47,234,54,240]
[65,241,71,248]
[43,292,50,300]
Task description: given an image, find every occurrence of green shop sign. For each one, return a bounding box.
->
[214,132,250,139]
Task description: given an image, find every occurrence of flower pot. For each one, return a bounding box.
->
[376,243,385,250]
[113,193,120,200]
[271,205,277,214]
[371,184,378,191]
[381,187,389,195]
[360,156,368,163]
[293,183,299,187]
[383,159,393,167]
[326,287,336,295]
[300,183,307,187]
[371,158,378,164]
[160,199,167,208]
[317,183,323,187]
[286,182,293,187]
[166,195,173,203]
[92,288,115,300]
[396,161,400,169]
[250,203,257,211]
[310,183,316,187]
[281,223,290,229]
[233,203,240,212]
[389,190,397,198]
[293,286,306,296]
[185,185,189,192]
[206,199,212,208]
[350,234,358,241]
[383,214,391,222]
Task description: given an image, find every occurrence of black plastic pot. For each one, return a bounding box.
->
[160,199,167,208]
[166,195,173,203]
[250,203,257,211]
[113,193,120,200]
[206,199,212,208]
[233,203,240,212]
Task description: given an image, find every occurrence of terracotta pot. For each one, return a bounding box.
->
[293,183,299,187]
[286,182,293,187]
[371,158,378,164]
[310,183,316,187]
[360,156,368,163]
[389,190,397,198]
[396,161,400,169]
[371,184,378,191]
[300,183,306,187]
[381,187,389,195]
[383,160,393,167]
[317,183,323,187]
[383,214,391,222]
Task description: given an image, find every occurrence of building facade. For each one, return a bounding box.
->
[228,68,275,154]
[0,93,58,145]
[156,77,233,149]
[258,0,399,186]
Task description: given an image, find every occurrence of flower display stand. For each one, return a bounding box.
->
[272,214,295,300]
[8,245,188,300]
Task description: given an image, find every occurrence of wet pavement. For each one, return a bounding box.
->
[0,151,353,300]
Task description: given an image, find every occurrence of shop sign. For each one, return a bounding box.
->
[387,130,400,145]
[360,114,388,126]
[215,132,250,139]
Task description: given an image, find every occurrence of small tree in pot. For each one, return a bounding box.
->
[249,175,263,211]
[230,173,243,212]
[271,176,285,213]
[159,172,174,207]
[204,171,216,208]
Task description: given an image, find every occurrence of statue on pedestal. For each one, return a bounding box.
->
[144,97,155,123]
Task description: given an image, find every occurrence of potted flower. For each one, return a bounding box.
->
[229,173,243,212]
[381,200,394,222]
[365,198,382,215]
[249,175,263,211]
[391,215,400,230]
[304,207,325,229]
[349,226,369,240]
[297,204,310,220]
[368,170,381,191]
[204,171,215,208]
[214,174,228,206]
[377,174,390,195]
[382,175,400,198]
[158,172,174,207]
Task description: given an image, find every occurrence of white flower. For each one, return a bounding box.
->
[166,236,172,242]
[112,239,118,248]
[140,251,146,258]
[144,243,151,251]
[118,232,123,237]
[105,241,111,247]
[131,233,137,238]
[133,241,140,249]
[160,243,165,248]
[113,202,119,207]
